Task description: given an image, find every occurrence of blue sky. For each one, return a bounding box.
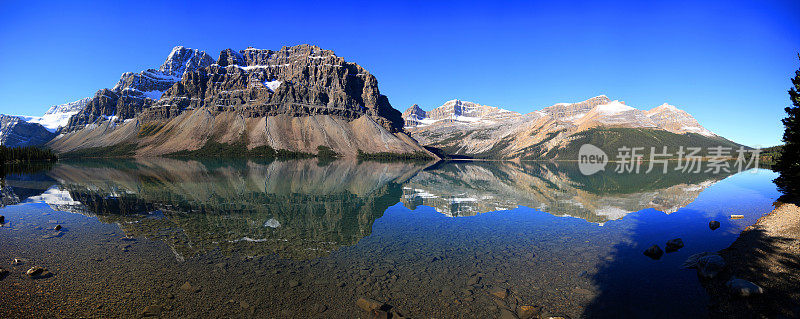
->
[1,0,798,147]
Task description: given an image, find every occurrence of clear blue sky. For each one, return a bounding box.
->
[1,0,798,147]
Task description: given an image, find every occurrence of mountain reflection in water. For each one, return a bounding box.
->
[402,161,734,221]
[3,159,735,260]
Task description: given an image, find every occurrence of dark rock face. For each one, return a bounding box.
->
[60,46,214,133]
[402,104,427,127]
[0,115,56,147]
[156,44,404,132]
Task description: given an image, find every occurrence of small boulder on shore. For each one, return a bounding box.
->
[665,238,684,252]
[643,245,664,260]
[726,277,764,297]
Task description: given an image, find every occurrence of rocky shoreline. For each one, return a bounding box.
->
[703,202,800,318]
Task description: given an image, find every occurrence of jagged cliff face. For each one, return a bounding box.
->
[60,46,215,133]
[0,115,55,147]
[406,95,725,159]
[154,44,403,132]
[47,45,429,157]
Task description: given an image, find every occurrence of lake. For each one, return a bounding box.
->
[0,158,780,318]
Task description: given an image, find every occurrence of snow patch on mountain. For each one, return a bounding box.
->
[19,97,91,131]
[593,101,635,115]
[264,80,282,92]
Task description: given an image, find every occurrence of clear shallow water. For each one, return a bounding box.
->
[0,159,780,318]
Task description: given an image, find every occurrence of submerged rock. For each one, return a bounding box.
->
[665,238,684,252]
[709,220,721,230]
[26,266,47,278]
[140,305,163,317]
[499,308,518,319]
[0,215,4,223]
[355,297,384,312]
[489,287,508,299]
[517,305,540,319]
[682,252,726,278]
[179,281,200,293]
[643,245,664,259]
[726,277,764,296]
[42,231,63,239]
[0,267,8,280]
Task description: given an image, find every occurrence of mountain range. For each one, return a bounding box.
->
[403,95,736,159]
[0,44,738,159]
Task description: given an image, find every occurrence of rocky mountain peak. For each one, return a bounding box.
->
[646,103,715,136]
[158,46,216,77]
[217,48,246,67]
[20,97,92,131]
[403,100,521,128]
[402,104,428,127]
[403,104,426,117]
[151,44,404,132]
[649,103,680,113]
[542,95,612,121]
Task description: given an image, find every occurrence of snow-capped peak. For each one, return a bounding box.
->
[158,46,215,77]
[18,97,91,131]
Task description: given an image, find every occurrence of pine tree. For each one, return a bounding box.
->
[775,55,800,200]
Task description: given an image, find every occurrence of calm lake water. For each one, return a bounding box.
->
[0,159,780,318]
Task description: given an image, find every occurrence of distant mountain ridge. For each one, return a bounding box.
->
[0,115,55,147]
[405,95,732,159]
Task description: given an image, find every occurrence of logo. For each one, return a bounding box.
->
[578,144,608,175]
